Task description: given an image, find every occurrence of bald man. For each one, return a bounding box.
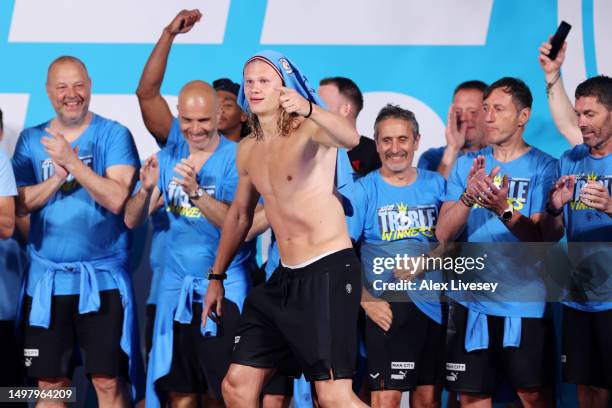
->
[125,80,258,408]
[11,56,142,406]
[135,14,266,392]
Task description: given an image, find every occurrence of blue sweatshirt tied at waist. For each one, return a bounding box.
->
[26,249,145,402]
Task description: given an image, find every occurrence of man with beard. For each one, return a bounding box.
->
[12,56,143,406]
[547,75,612,408]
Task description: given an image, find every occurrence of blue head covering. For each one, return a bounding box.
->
[237,50,324,113]
[238,50,356,215]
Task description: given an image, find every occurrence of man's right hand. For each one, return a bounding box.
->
[203,279,225,324]
[140,155,160,192]
[549,175,575,211]
[538,39,567,77]
[361,300,393,332]
[165,9,202,36]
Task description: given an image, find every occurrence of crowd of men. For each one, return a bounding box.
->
[0,9,611,408]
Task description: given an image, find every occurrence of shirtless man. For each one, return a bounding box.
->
[203,51,367,407]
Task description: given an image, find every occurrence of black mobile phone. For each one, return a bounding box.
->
[548,21,572,61]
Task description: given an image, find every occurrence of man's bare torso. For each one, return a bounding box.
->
[240,123,352,265]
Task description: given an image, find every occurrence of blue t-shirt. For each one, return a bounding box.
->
[558,144,612,311]
[157,134,250,283]
[12,114,140,295]
[444,146,557,317]
[0,149,21,320]
[12,114,139,263]
[417,146,447,171]
[350,169,446,323]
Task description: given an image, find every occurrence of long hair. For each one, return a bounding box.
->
[248,108,301,140]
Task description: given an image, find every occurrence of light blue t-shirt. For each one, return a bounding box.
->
[12,114,140,295]
[156,133,250,284]
[417,146,447,171]
[0,149,22,321]
[444,146,557,317]
[558,144,612,312]
[351,169,446,323]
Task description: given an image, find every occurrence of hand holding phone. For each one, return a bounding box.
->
[548,21,571,61]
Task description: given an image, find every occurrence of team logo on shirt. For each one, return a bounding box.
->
[166,181,215,218]
[472,175,530,211]
[378,202,438,241]
[568,173,612,211]
[41,155,93,192]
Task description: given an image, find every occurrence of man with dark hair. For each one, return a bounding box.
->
[418,80,487,179]
[353,104,446,408]
[319,76,381,177]
[213,78,249,142]
[12,55,143,405]
[547,74,612,408]
[436,77,563,407]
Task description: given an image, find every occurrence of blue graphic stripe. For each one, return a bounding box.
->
[581,0,598,77]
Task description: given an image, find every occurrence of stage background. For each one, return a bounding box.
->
[0,1,610,407]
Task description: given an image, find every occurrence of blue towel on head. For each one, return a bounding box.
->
[465,309,522,352]
[237,50,356,214]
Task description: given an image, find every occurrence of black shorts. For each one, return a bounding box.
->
[155,299,241,399]
[262,374,294,397]
[232,248,362,382]
[444,302,554,394]
[0,320,25,388]
[365,300,444,391]
[23,290,127,380]
[562,305,612,389]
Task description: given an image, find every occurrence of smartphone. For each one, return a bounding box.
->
[548,21,571,61]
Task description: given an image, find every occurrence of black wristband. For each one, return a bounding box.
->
[303,100,313,118]
[545,201,563,217]
[207,269,227,280]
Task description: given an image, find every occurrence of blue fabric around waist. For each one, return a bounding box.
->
[464,309,521,352]
[145,265,250,408]
[25,249,145,401]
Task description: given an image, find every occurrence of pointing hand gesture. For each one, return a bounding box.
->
[277,87,311,117]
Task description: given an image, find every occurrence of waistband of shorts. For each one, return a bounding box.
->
[278,248,357,276]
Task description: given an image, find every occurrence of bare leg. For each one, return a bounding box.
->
[314,378,368,408]
[222,364,275,407]
[168,392,197,408]
[371,390,401,408]
[410,384,442,408]
[91,375,130,407]
[37,378,70,408]
[516,387,554,408]
[459,392,492,408]
[262,394,291,408]
[577,385,610,408]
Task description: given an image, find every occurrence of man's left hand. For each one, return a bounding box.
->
[580,180,612,214]
[41,128,79,167]
[173,157,199,197]
[474,172,510,216]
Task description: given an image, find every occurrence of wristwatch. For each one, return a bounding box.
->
[207,268,227,281]
[498,205,514,223]
[189,186,205,200]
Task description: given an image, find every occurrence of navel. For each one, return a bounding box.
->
[287,175,293,181]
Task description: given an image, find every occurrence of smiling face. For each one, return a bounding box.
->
[217,90,247,136]
[243,59,283,115]
[575,96,612,152]
[483,88,530,146]
[375,117,419,176]
[177,81,219,150]
[452,88,486,147]
[46,59,91,127]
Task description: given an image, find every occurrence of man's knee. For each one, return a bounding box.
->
[91,375,122,395]
[411,385,441,408]
[222,371,247,402]
[517,387,552,407]
[315,379,355,408]
[371,390,402,408]
[39,378,71,388]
